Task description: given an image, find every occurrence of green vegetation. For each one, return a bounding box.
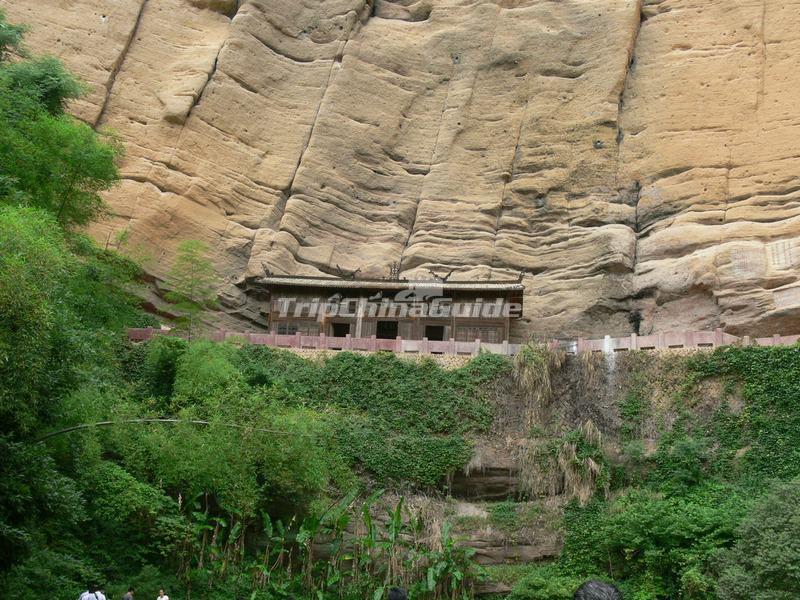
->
[618,375,648,442]
[0,12,507,598]
[0,13,120,226]
[488,501,521,532]
[0,11,25,61]
[716,479,800,598]
[450,500,543,536]
[5,9,800,600]
[510,346,800,599]
[165,240,218,338]
[235,346,506,485]
[2,310,505,599]
[508,564,587,600]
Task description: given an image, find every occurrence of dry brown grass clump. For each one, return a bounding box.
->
[513,341,566,426]
[517,420,609,505]
[577,350,605,392]
[557,420,608,505]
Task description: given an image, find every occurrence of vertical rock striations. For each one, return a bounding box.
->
[3,0,799,337]
[618,0,800,335]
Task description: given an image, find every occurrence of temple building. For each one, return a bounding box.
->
[250,275,524,343]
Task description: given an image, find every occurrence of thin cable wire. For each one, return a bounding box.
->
[35,418,317,443]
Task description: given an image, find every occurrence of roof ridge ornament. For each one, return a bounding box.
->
[387,261,401,280]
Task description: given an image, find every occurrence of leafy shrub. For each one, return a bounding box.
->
[716,479,800,599]
[0,549,100,600]
[601,485,744,598]
[143,335,188,399]
[171,341,240,409]
[0,437,84,571]
[509,564,585,599]
[235,347,508,485]
[650,430,709,493]
[689,345,800,482]
[66,234,153,331]
[556,484,746,599]
[0,47,120,226]
[489,501,520,532]
[82,460,167,526]
[0,206,76,434]
[0,206,151,437]
[0,9,26,61]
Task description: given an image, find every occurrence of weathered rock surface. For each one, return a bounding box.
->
[452,442,521,500]
[448,499,563,567]
[4,0,800,337]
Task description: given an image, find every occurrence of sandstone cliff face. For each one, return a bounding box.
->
[4,0,799,338]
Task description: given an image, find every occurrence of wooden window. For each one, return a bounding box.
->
[276,321,320,335]
[276,322,295,335]
[331,322,351,337]
[455,325,502,343]
[376,321,399,339]
[398,321,413,339]
[361,320,376,337]
[425,325,445,341]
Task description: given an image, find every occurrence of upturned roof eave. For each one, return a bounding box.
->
[253,275,525,292]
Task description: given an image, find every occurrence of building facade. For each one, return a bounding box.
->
[251,275,524,343]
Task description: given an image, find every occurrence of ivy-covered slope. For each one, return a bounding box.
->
[501,345,800,600]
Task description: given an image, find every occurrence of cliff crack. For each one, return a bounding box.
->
[276,5,372,219]
[722,148,733,224]
[399,4,501,268]
[614,0,645,187]
[122,175,177,197]
[756,0,767,111]
[490,98,530,269]
[94,0,149,127]
[183,41,225,124]
[282,58,337,197]
[398,66,456,266]
[247,30,323,64]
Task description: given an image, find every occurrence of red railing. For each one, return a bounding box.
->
[568,330,800,353]
[127,327,800,356]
